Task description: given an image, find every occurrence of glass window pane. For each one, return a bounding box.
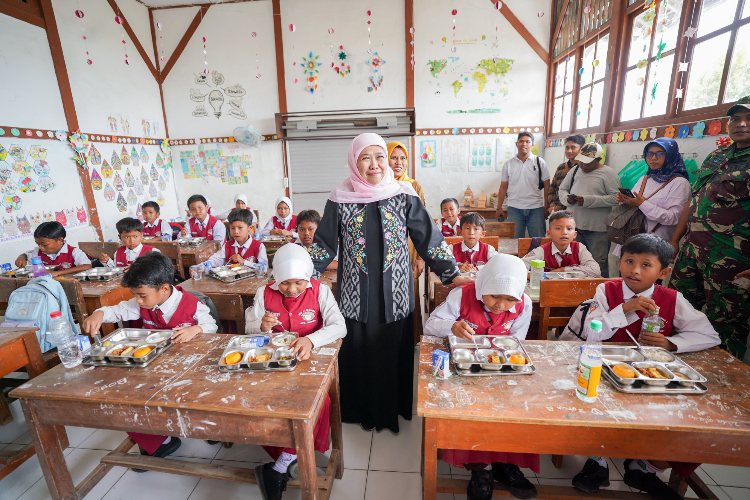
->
[564,55,577,93]
[593,34,610,81]
[744,0,750,18]
[555,62,566,96]
[684,33,731,110]
[697,0,739,38]
[561,94,572,133]
[643,54,674,118]
[577,86,592,129]
[589,81,604,128]
[628,9,656,67]
[724,24,750,103]
[658,0,684,54]
[620,67,647,122]
[553,98,563,133]
[580,43,596,87]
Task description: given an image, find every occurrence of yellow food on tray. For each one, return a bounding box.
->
[253,353,272,362]
[509,354,526,365]
[636,367,669,379]
[487,354,502,364]
[109,346,127,356]
[613,364,636,378]
[133,346,152,357]
[120,346,136,356]
[224,352,242,365]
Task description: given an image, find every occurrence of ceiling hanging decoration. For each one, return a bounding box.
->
[155,21,166,63]
[451,8,458,54]
[74,6,92,65]
[302,52,321,94]
[114,11,128,65]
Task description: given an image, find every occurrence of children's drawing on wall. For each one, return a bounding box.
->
[421,140,437,168]
[441,137,468,172]
[108,114,131,135]
[180,144,252,185]
[189,72,247,120]
[116,192,127,212]
[140,119,160,138]
[121,146,130,165]
[469,138,495,172]
[495,136,516,171]
[130,146,139,167]
[366,52,386,92]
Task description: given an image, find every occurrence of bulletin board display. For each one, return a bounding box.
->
[0,138,89,244]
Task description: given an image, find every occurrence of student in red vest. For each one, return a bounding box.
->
[562,234,719,498]
[179,194,226,241]
[438,197,462,236]
[100,218,160,268]
[206,208,267,268]
[520,210,601,277]
[82,253,218,471]
[452,212,498,274]
[15,221,92,277]
[244,243,346,499]
[293,210,338,270]
[424,254,537,500]
[141,201,173,239]
[262,196,298,239]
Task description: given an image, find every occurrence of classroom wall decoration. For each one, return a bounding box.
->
[441,137,468,172]
[468,138,495,172]
[366,52,386,91]
[421,140,436,168]
[116,192,127,211]
[180,144,252,185]
[189,71,248,120]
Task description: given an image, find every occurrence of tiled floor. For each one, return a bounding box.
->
[2,347,750,500]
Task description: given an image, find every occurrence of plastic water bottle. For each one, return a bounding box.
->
[48,311,83,368]
[30,257,46,277]
[640,308,663,335]
[256,261,268,277]
[529,260,544,298]
[576,319,603,403]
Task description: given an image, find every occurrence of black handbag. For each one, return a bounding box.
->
[604,178,675,245]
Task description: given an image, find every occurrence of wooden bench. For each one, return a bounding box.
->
[484,221,515,239]
[537,278,614,340]
[443,236,500,250]
[517,237,552,258]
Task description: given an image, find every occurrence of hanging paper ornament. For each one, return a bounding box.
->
[578,67,585,75]
[333,45,351,77]
[649,127,657,139]
[155,153,164,167]
[678,62,689,72]
[642,10,656,22]
[149,182,157,197]
[692,122,706,139]
[124,168,135,187]
[683,27,697,38]
[135,177,144,195]
[115,15,123,24]
[158,175,167,191]
[664,126,676,138]
[636,59,648,69]
[495,1,502,9]
[157,192,166,206]
[150,164,159,181]
[367,52,386,90]
[120,146,130,165]
[127,188,137,206]
[116,192,127,211]
[328,28,334,34]
[675,88,684,98]
[139,166,149,185]
[103,183,115,201]
[606,133,613,143]
[288,24,296,31]
[114,173,124,190]
[90,144,101,165]
[707,120,722,136]
[639,129,649,141]
[624,131,633,142]
[452,9,457,15]
[678,125,690,139]
[156,22,162,29]
[75,10,84,18]
[636,76,645,86]
[101,159,112,178]
[111,151,122,169]
[91,168,102,190]
[140,146,148,163]
[302,52,322,94]
[538,11,544,16]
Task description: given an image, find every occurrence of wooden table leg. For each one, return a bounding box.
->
[20,400,76,500]
[22,332,48,378]
[294,419,319,500]
[423,417,438,500]
[328,361,344,479]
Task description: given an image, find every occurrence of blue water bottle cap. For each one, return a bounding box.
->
[31,257,42,265]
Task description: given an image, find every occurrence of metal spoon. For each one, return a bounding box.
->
[624,329,649,359]
[472,338,488,363]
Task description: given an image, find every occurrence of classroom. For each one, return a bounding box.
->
[1,0,749,499]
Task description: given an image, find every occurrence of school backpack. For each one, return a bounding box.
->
[558,298,599,341]
[1,276,78,352]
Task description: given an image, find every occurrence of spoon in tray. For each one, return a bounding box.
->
[624,329,649,359]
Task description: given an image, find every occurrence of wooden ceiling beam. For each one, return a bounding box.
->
[149,8,170,137]
[0,0,45,29]
[490,0,549,63]
[272,0,287,114]
[159,4,210,83]
[105,0,159,81]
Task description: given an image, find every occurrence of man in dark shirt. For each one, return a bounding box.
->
[548,134,585,215]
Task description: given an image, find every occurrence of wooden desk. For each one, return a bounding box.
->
[11,334,343,500]
[419,338,750,500]
[262,239,291,251]
[181,240,221,274]
[462,206,498,219]
[0,328,68,479]
[80,280,133,336]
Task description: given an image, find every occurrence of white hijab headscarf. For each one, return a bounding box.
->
[270,243,314,292]
[474,254,528,301]
[274,196,293,224]
[234,193,248,205]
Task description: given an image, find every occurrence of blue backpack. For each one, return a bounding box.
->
[2,276,77,352]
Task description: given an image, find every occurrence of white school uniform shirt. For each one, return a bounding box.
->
[441,219,461,236]
[520,243,601,277]
[245,282,346,349]
[460,241,498,262]
[144,219,174,238]
[206,239,268,268]
[25,243,91,266]
[103,243,161,268]
[424,288,533,340]
[500,154,550,209]
[95,287,218,333]
[612,175,691,256]
[189,215,226,242]
[575,281,720,353]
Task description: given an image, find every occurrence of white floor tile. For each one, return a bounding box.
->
[721,486,750,500]
[78,429,131,451]
[17,448,127,500]
[537,477,630,492]
[685,485,736,500]
[369,417,422,473]
[449,463,537,480]
[101,467,201,500]
[365,471,421,500]
[696,466,718,485]
[317,422,373,471]
[536,454,622,481]
[329,469,367,500]
[0,401,29,445]
[412,377,418,415]
[11,433,31,446]
[0,449,45,500]
[213,443,271,463]
[702,464,750,488]
[170,438,222,460]
[64,427,97,448]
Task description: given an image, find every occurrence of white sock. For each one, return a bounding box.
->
[162,437,171,445]
[589,456,608,468]
[272,452,297,474]
[629,459,664,474]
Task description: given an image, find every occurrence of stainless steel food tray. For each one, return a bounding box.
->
[81,328,174,368]
[601,346,708,394]
[218,335,298,372]
[544,271,585,280]
[177,237,206,247]
[449,335,535,377]
[262,235,286,241]
[2,264,56,278]
[208,265,256,283]
[71,267,125,282]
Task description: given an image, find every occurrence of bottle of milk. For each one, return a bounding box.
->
[576,319,603,403]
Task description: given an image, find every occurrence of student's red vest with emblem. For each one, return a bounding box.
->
[39,245,77,269]
[189,214,220,239]
[263,280,323,337]
[458,282,524,336]
[452,241,490,265]
[140,287,200,329]
[603,280,676,342]
[273,215,297,231]
[440,217,461,237]
[142,220,163,238]
[541,241,580,270]
[114,245,154,267]
[224,239,261,264]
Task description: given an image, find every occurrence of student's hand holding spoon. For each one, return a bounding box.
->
[451,320,475,341]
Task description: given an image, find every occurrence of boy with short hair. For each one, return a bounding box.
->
[180,194,226,241]
[206,208,267,268]
[294,210,338,271]
[521,210,601,277]
[438,198,461,237]
[548,134,584,214]
[82,253,218,470]
[562,234,719,498]
[15,221,91,276]
[141,201,173,239]
[100,217,160,268]
[452,212,498,273]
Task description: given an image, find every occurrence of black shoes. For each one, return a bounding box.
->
[493,462,538,499]
[572,458,610,493]
[255,462,290,500]
[623,460,684,500]
[467,468,494,500]
[132,437,182,473]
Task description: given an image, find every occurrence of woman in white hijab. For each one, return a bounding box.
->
[261,196,297,238]
[217,193,258,225]
[424,254,538,500]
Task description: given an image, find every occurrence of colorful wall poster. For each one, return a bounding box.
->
[441,137,468,172]
[495,137,517,171]
[420,140,437,168]
[468,138,495,173]
[180,144,252,184]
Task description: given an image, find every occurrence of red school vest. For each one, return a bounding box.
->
[189,214,220,239]
[440,217,460,237]
[541,241,580,270]
[224,239,262,264]
[39,244,77,270]
[142,220,163,238]
[263,279,323,337]
[140,286,200,329]
[273,215,297,231]
[603,280,676,342]
[458,282,525,336]
[452,241,489,265]
[114,245,154,267]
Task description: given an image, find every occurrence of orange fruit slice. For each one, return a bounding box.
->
[133,346,152,357]
[224,352,242,365]
[613,364,636,378]
[509,354,526,365]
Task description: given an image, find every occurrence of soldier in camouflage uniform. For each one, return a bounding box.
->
[669,96,750,359]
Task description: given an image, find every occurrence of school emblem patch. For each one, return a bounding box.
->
[300,310,316,322]
[502,320,514,331]
[61,262,71,269]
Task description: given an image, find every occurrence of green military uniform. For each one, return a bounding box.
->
[670,141,750,358]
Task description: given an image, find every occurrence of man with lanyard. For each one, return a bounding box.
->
[548,134,584,215]
[670,96,750,359]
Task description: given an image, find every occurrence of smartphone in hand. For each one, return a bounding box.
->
[618,187,635,198]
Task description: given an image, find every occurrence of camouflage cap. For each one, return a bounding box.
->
[727,95,750,116]
[574,142,603,164]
